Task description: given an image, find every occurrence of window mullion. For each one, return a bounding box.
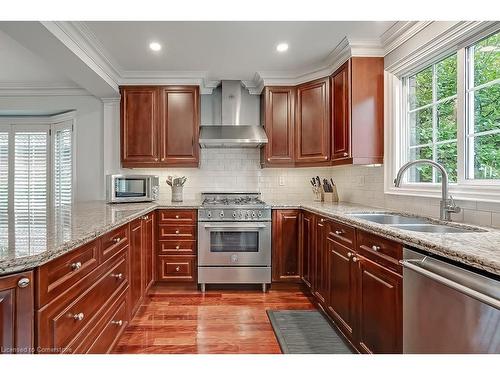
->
[456,48,466,185]
[432,63,438,183]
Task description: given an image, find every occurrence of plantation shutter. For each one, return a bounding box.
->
[0,130,8,249]
[14,127,49,254]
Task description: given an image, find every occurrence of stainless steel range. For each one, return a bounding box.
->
[198,192,271,292]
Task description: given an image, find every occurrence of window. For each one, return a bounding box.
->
[400,30,500,193]
[0,118,73,254]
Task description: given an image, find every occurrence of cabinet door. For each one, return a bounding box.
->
[295,78,330,164]
[0,271,33,354]
[327,237,355,340]
[331,62,351,160]
[313,217,329,303]
[355,254,403,354]
[261,87,295,166]
[159,86,199,166]
[143,213,155,291]
[129,218,143,317]
[272,210,301,282]
[300,212,314,288]
[120,87,159,166]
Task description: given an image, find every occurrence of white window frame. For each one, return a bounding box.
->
[0,112,76,247]
[385,24,500,203]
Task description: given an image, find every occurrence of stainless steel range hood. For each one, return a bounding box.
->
[199,81,268,148]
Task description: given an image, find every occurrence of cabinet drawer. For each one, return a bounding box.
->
[158,240,196,255]
[86,294,127,353]
[158,209,196,224]
[158,256,196,282]
[356,230,402,274]
[37,256,128,352]
[158,225,196,240]
[36,240,100,308]
[328,220,355,249]
[101,225,129,262]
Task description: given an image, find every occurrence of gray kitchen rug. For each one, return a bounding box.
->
[267,310,354,354]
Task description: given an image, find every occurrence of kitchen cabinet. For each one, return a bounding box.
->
[120,85,200,168]
[129,217,144,317]
[272,210,301,282]
[143,213,155,291]
[156,209,198,283]
[0,271,33,354]
[300,211,315,288]
[295,77,330,165]
[330,57,384,165]
[313,216,329,303]
[355,254,402,354]
[261,87,295,167]
[159,86,200,166]
[120,86,160,166]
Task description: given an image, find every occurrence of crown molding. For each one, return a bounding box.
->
[381,21,433,55]
[0,81,89,97]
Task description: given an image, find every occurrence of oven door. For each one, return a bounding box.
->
[198,221,271,266]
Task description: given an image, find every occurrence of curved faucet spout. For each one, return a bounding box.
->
[393,159,459,221]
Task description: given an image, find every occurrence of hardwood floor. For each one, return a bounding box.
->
[113,284,315,354]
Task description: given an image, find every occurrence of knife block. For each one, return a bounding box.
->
[323,186,339,203]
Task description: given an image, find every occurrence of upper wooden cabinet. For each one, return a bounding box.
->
[295,78,331,165]
[121,87,160,166]
[0,271,34,354]
[260,87,295,167]
[330,57,384,165]
[120,85,200,168]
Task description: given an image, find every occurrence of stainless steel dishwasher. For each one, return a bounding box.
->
[401,248,500,353]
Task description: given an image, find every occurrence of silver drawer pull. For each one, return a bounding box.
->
[335,230,344,235]
[175,266,180,272]
[113,237,121,243]
[371,245,381,252]
[111,320,123,326]
[17,277,30,288]
[352,256,358,263]
[343,152,348,156]
[111,273,123,280]
[175,245,180,250]
[347,252,353,259]
[175,215,180,219]
[320,218,325,223]
[175,230,180,234]
[73,313,84,321]
[71,262,82,271]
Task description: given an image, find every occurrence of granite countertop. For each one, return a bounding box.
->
[1,198,499,277]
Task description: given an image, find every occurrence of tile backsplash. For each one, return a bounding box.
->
[129,148,333,202]
[128,149,500,229]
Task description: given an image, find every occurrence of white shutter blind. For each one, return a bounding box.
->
[14,130,48,253]
[0,131,8,249]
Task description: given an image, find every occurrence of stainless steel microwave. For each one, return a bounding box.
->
[106,174,159,203]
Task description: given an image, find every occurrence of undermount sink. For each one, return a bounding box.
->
[347,213,430,225]
[390,224,487,233]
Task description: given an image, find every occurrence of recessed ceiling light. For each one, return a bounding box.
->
[276,43,289,52]
[149,42,162,52]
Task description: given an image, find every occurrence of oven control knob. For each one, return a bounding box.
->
[252,211,256,218]
[220,211,224,218]
[207,211,212,218]
[257,211,262,218]
[232,211,237,218]
[246,211,250,218]
[230,254,238,263]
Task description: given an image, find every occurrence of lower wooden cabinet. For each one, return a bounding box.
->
[272,210,301,282]
[129,217,144,317]
[313,216,329,303]
[157,255,197,282]
[0,271,34,354]
[300,211,315,288]
[143,213,155,291]
[355,254,402,354]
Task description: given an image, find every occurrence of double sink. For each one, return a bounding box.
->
[346,213,487,233]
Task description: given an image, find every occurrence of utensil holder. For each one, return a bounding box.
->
[171,185,183,202]
[312,187,323,202]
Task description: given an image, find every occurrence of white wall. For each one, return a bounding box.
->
[0,95,104,201]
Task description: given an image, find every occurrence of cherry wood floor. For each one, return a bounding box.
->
[112,284,315,354]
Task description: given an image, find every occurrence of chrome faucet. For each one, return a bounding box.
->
[394,159,461,221]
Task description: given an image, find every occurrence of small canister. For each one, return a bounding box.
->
[171,185,183,202]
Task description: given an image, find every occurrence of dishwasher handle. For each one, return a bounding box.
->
[401,259,500,310]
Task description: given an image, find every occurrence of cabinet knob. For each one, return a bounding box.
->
[175,230,180,234]
[343,152,348,157]
[347,252,353,259]
[175,266,180,272]
[175,215,180,219]
[111,273,123,280]
[73,312,85,321]
[335,230,343,235]
[113,237,121,243]
[371,245,381,252]
[111,320,123,326]
[71,262,82,271]
[320,218,325,223]
[175,245,180,250]
[17,277,30,288]
[161,158,165,162]
[154,158,159,162]
[352,256,358,263]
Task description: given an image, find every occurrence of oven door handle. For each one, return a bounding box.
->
[203,224,267,229]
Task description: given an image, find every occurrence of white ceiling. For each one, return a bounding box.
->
[0,29,72,84]
[83,21,396,81]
